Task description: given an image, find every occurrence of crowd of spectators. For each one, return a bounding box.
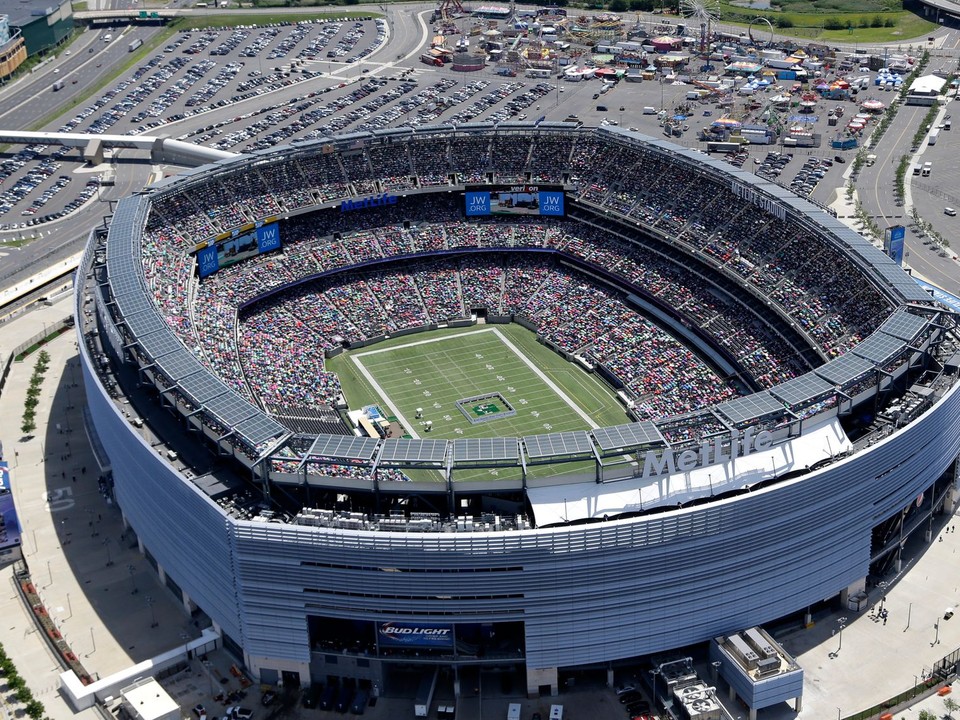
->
[132,131,903,466]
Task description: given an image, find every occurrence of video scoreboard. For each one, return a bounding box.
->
[464,185,565,217]
[196,220,282,279]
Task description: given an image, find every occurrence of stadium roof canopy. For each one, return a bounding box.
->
[878,309,929,344]
[592,422,665,455]
[378,438,448,466]
[715,392,790,428]
[523,430,596,463]
[852,332,909,367]
[771,373,836,408]
[814,353,875,386]
[451,437,521,465]
[305,435,379,463]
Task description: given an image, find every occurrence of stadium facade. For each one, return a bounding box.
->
[78,124,960,700]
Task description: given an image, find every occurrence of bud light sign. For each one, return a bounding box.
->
[378,622,454,649]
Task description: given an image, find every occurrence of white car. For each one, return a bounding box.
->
[945,207,957,216]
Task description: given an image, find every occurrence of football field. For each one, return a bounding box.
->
[329,325,630,442]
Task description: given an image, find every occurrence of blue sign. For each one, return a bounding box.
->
[0,462,22,556]
[378,622,454,649]
[885,225,905,265]
[538,191,565,216]
[256,222,281,253]
[915,279,960,313]
[197,245,220,279]
[465,191,491,217]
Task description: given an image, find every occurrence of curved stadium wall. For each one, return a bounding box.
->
[78,124,960,688]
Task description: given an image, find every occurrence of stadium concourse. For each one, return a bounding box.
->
[78,124,960,713]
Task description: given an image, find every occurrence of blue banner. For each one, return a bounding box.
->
[256,222,281,253]
[884,225,905,265]
[378,622,454,649]
[197,245,220,279]
[538,191,565,216]
[0,463,22,557]
[465,191,491,217]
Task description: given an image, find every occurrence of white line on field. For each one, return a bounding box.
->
[488,327,600,429]
[351,355,420,439]
[352,327,495,358]
[350,325,600,434]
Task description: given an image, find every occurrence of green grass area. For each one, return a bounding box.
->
[719,3,936,43]
[0,236,36,249]
[331,325,629,440]
[329,324,630,481]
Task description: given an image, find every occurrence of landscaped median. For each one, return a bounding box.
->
[15,567,93,685]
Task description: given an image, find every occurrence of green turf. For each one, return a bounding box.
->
[328,324,631,481]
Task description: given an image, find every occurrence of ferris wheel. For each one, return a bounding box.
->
[680,0,720,54]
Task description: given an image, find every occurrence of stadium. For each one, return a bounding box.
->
[78,123,960,710]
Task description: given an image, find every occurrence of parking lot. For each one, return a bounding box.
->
[0,14,930,250]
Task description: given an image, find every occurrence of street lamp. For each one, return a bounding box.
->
[146,595,158,628]
[128,564,138,595]
[933,619,941,646]
[836,616,847,654]
[103,537,113,567]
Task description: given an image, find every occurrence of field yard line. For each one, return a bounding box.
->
[489,327,600,429]
[352,327,495,358]
[351,355,420,439]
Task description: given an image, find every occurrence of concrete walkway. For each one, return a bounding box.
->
[0,296,201,720]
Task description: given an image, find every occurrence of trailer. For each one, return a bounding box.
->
[706,141,742,153]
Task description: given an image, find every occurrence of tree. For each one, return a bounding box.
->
[919,710,937,720]
[945,697,960,719]
[24,700,45,720]
[15,686,32,704]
